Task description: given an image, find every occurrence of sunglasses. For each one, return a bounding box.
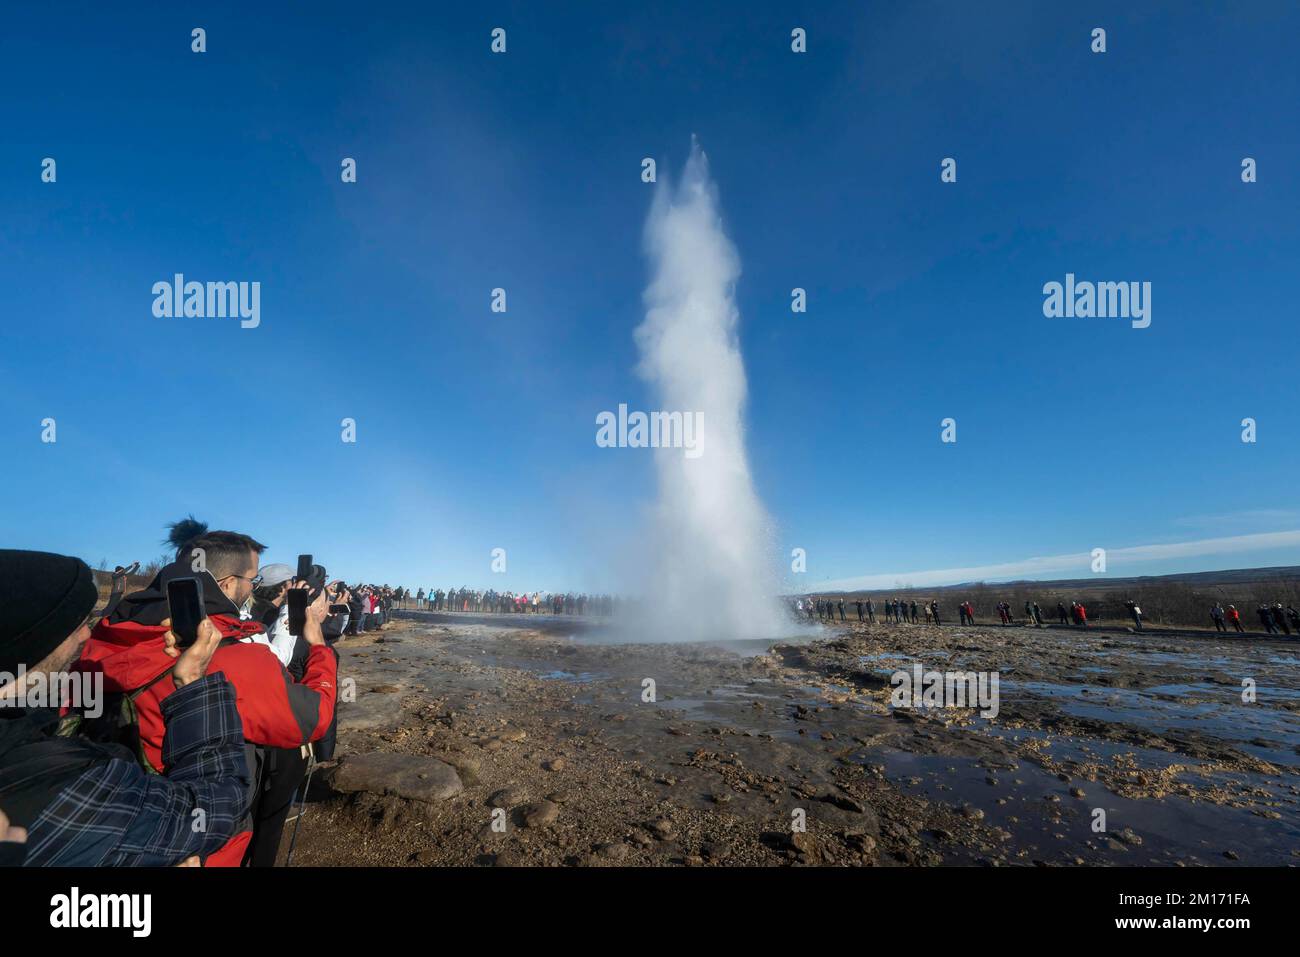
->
[222,573,264,587]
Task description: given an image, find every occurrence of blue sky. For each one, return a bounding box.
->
[2,1,1297,591]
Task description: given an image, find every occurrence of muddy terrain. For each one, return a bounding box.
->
[283,613,1300,867]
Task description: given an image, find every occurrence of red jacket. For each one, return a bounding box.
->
[76,610,337,866]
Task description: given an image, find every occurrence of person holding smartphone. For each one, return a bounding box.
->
[247,564,330,675]
[248,564,297,665]
[0,550,251,866]
[76,524,337,866]
[242,576,330,867]
[323,581,352,644]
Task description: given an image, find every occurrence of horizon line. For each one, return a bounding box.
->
[811,529,1300,592]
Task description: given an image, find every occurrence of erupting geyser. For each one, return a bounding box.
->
[630,140,785,642]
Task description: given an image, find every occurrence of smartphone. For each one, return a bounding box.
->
[296,554,313,582]
[329,603,350,615]
[307,564,327,600]
[287,588,309,637]
[166,577,206,649]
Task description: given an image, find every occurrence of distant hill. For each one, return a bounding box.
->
[940,565,1300,593]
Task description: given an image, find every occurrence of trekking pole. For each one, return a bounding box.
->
[284,750,318,867]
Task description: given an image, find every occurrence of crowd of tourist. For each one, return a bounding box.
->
[404,588,616,617]
[793,594,1300,635]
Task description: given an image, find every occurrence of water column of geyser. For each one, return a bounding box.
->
[630,141,785,643]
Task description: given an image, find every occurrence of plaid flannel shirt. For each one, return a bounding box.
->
[19,672,251,866]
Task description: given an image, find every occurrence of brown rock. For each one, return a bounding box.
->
[520,800,560,828]
[325,752,462,803]
[595,842,629,861]
[488,786,528,808]
[647,819,676,841]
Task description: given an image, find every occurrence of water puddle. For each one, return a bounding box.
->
[872,744,1297,864]
[1004,679,1300,759]
[535,669,605,683]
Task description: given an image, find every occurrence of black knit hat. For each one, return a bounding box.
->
[0,550,99,675]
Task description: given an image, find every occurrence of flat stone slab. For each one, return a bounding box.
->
[336,692,406,732]
[326,752,463,803]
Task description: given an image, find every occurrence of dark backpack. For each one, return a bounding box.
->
[56,663,176,774]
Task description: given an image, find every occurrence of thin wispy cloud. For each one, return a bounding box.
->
[818,530,1300,591]
[1172,509,1300,529]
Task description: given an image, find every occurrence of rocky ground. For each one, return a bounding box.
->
[281,614,1300,867]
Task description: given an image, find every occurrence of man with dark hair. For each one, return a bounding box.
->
[165,518,269,619]
[0,550,251,866]
[179,533,269,590]
[75,522,336,866]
